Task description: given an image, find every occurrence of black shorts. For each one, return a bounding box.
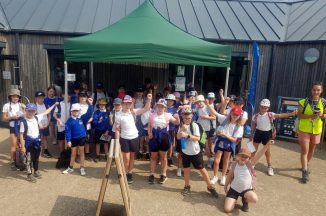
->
[71,137,86,148]
[40,127,50,137]
[57,131,65,141]
[253,129,272,145]
[226,187,253,200]
[181,152,204,169]
[9,127,16,134]
[149,133,170,152]
[206,129,215,138]
[120,137,139,153]
[175,139,182,153]
[94,130,109,144]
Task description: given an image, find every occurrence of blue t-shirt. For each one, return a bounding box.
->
[167,106,177,131]
[44,97,62,120]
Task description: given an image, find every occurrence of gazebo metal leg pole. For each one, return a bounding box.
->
[90,62,94,92]
[224,67,230,97]
[64,61,69,120]
[192,65,196,87]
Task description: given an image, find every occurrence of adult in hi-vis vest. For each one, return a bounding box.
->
[297,82,326,184]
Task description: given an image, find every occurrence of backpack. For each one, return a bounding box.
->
[15,138,26,171]
[230,161,257,190]
[302,97,326,114]
[55,148,71,169]
[189,122,207,148]
[253,112,276,139]
[21,116,40,140]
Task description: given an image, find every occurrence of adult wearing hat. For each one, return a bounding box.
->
[2,89,25,170]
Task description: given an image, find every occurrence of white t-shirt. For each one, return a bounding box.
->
[2,102,24,127]
[141,110,151,130]
[19,114,45,139]
[179,123,201,156]
[36,103,49,126]
[111,109,122,133]
[230,163,252,193]
[54,101,70,132]
[216,114,243,138]
[115,109,140,139]
[197,106,212,131]
[226,108,248,120]
[253,112,275,131]
[151,113,172,129]
[134,98,144,109]
[80,103,91,130]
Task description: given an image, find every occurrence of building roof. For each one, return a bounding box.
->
[0,0,324,42]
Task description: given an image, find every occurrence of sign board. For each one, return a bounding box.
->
[66,73,76,81]
[177,66,185,76]
[175,76,186,92]
[2,71,11,80]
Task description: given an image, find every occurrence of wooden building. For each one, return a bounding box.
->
[0,0,325,112]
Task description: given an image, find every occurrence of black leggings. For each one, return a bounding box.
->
[26,147,41,174]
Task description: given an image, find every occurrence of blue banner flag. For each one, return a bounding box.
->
[247,42,260,117]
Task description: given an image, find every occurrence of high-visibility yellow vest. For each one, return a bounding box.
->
[298,98,324,134]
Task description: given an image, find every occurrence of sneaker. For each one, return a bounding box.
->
[207,187,219,198]
[126,173,133,184]
[242,198,249,212]
[62,167,74,174]
[206,160,213,169]
[93,155,100,163]
[145,153,150,160]
[267,166,274,176]
[158,174,167,184]
[219,176,226,186]
[148,174,155,184]
[181,185,191,196]
[85,153,92,161]
[176,168,182,177]
[42,149,52,158]
[33,170,42,178]
[168,158,173,167]
[80,168,86,176]
[136,152,142,160]
[27,174,37,183]
[302,170,309,184]
[173,151,178,157]
[10,161,17,171]
[210,176,219,185]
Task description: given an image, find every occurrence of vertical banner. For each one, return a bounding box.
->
[247,42,260,116]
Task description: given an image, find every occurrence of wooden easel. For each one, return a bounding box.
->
[96,139,131,216]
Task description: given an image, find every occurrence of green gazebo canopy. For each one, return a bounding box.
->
[64,0,231,67]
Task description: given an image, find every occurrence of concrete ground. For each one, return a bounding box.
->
[0,127,325,216]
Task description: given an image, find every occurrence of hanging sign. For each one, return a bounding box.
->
[175,76,186,92]
[66,73,76,81]
[2,71,11,80]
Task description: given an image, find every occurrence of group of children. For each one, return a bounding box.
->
[3,82,299,213]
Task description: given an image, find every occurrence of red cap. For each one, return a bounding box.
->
[231,107,242,116]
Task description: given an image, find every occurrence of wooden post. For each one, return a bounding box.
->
[96,139,131,216]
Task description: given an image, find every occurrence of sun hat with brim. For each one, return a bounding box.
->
[230,107,242,116]
[207,92,215,99]
[157,99,167,107]
[188,91,196,97]
[196,95,205,102]
[260,99,271,107]
[26,103,37,111]
[97,98,108,105]
[238,148,251,158]
[166,94,176,101]
[8,89,21,98]
[123,95,133,103]
[182,107,193,114]
[113,98,122,105]
[71,103,81,111]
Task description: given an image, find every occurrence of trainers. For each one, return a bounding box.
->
[210,176,219,185]
[42,149,52,158]
[126,173,133,184]
[27,174,37,183]
[80,168,86,176]
[148,174,155,184]
[206,160,213,169]
[181,185,191,196]
[242,198,249,212]
[10,161,17,171]
[219,176,226,186]
[34,170,42,178]
[207,187,219,198]
[62,167,74,174]
[145,153,150,160]
[176,168,182,177]
[267,166,274,176]
[158,174,168,184]
[173,151,178,157]
[93,155,100,163]
[168,158,173,167]
[302,170,309,184]
[85,153,92,161]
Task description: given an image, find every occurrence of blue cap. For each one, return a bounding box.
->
[96,82,104,89]
[26,103,37,111]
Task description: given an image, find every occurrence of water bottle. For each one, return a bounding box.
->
[181,138,187,150]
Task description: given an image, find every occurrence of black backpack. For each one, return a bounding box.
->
[55,148,71,169]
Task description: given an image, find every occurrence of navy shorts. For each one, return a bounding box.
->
[175,139,182,153]
[71,137,86,148]
[40,127,50,137]
[120,137,139,153]
[149,133,170,152]
[57,131,65,141]
[94,130,109,144]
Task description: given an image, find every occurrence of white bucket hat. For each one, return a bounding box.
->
[260,99,271,107]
